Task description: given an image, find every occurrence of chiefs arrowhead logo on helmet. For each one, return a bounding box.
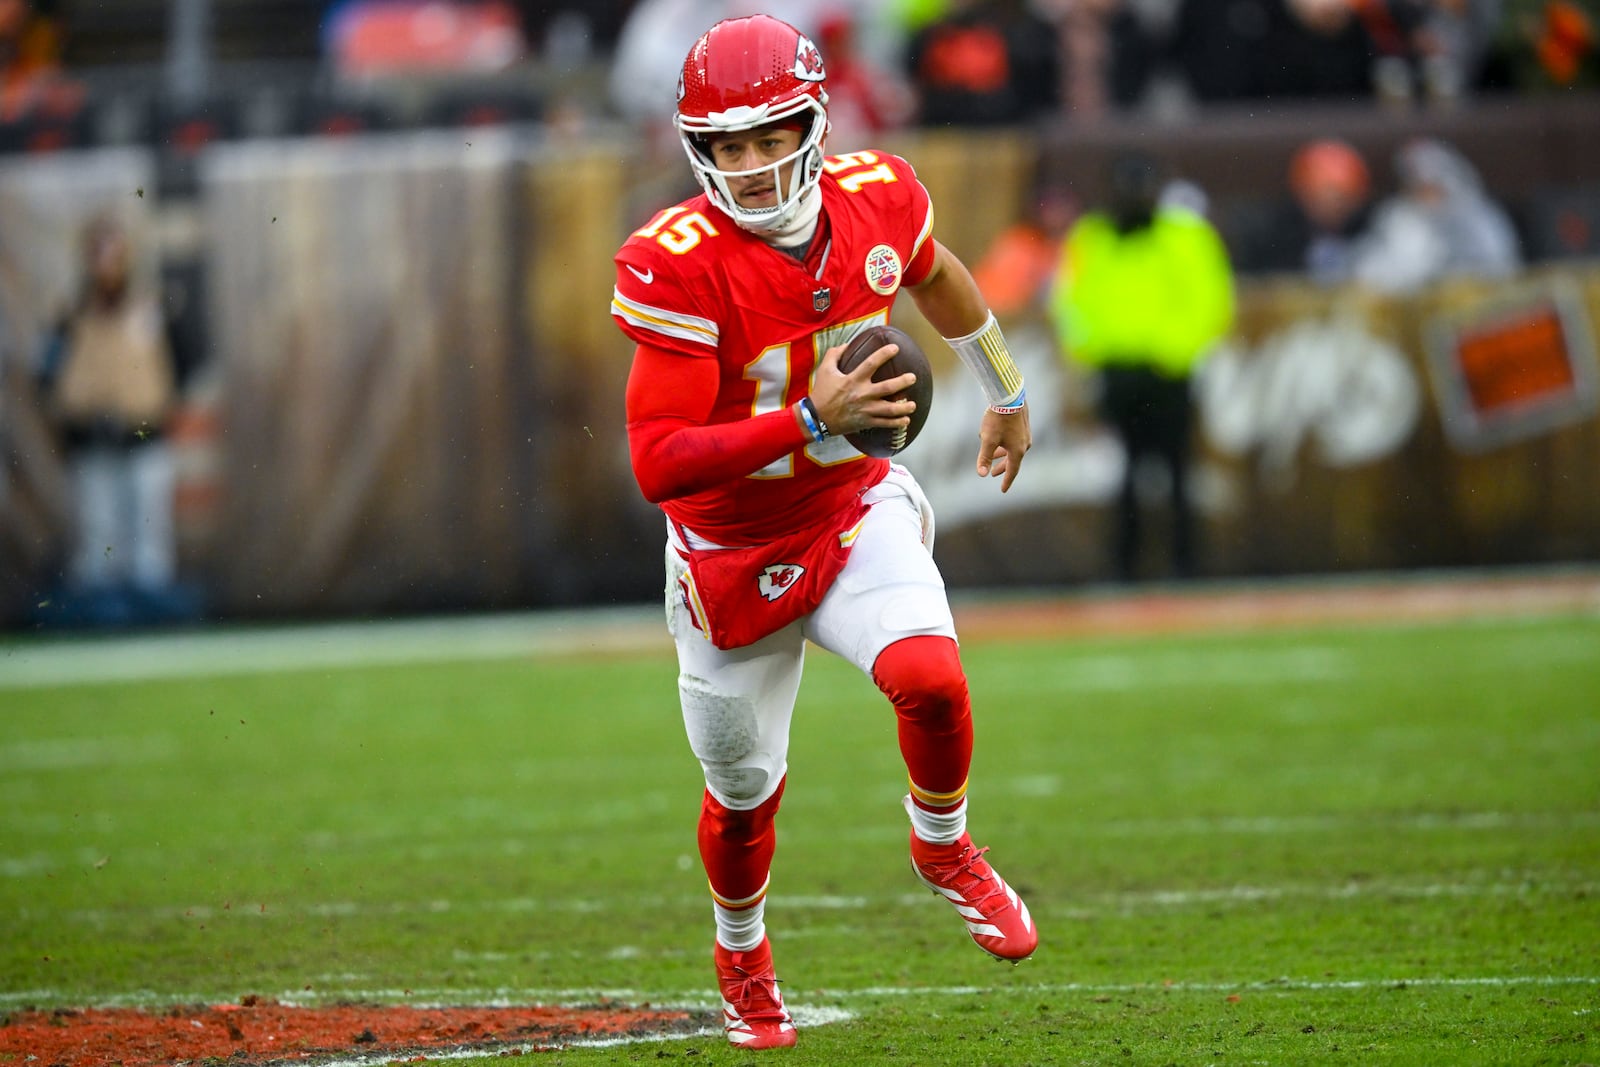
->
[793,34,825,81]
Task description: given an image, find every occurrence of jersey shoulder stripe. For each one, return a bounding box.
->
[611,287,719,349]
[909,179,935,263]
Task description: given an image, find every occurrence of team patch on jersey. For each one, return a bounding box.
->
[864,244,903,296]
[757,563,806,602]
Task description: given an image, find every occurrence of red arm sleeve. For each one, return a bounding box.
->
[625,343,809,504]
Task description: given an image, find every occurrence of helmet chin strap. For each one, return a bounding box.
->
[756,186,822,248]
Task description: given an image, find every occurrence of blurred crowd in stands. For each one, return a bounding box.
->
[601,0,1596,131]
[1228,133,1524,283]
[2,0,1595,138]
[2,0,1594,236]
[2,0,1596,618]
[2,0,1591,262]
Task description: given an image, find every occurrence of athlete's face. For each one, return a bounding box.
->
[705,126,804,211]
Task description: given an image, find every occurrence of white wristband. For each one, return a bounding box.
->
[944,312,1024,409]
[988,386,1026,415]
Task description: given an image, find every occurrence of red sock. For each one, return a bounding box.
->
[872,635,973,812]
[699,778,786,906]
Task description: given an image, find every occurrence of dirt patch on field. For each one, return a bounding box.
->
[950,569,1600,641]
[0,998,706,1066]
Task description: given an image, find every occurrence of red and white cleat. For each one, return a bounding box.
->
[911,830,1038,962]
[714,936,798,1049]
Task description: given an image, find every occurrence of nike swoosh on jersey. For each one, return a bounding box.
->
[626,264,654,284]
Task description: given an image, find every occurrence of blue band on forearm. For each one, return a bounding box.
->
[797,397,829,442]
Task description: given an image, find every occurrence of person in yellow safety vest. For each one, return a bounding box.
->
[1049,150,1234,582]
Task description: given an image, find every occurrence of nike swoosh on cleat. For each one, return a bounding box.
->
[626,264,654,284]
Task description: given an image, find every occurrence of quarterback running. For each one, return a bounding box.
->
[609,13,1037,1050]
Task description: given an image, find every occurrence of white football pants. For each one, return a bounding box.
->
[664,464,958,811]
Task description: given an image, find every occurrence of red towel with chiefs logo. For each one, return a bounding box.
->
[674,499,871,650]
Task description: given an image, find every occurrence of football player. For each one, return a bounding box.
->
[610,14,1036,1050]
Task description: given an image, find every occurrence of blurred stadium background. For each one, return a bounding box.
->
[1,0,1598,627]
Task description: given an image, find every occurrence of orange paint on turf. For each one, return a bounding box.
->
[0,999,702,1065]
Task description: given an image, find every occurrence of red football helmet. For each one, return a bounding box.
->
[676,15,831,233]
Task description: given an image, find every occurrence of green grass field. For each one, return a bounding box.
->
[2,590,1598,1065]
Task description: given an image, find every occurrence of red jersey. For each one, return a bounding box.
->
[612,150,937,545]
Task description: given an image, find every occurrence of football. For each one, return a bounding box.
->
[834,324,933,458]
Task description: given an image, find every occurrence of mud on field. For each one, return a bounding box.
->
[0,997,708,1065]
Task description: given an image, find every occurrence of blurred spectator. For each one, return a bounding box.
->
[608,0,721,131]
[1036,0,1157,119]
[905,0,1060,125]
[511,1,633,57]
[1351,137,1521,293]
[1049,152,1234,581]
[1,0,84,142]
[1158,175,1211,216]
[0,0,56,116]
[972,179,1077,315]
[1169,0,1384,102]
[36,214,191,625]
[323,0,528,76]
[814,10,914,149]
[1234,138,1375,281]
[1487,0,1598,89]
[1409,0,1504,99]
[1290,139,1374,281]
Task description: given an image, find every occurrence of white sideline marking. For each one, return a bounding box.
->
[0,607,668,690]
[306,1007,857,1066]
[27,875,1600,919]
[6,580,1594,692]
[1027,646,1352,692]
[11,809,1590,877]
[0,735,176,772]
[1065,810,1600,835]
[838,975,1600,997]
[310,1027,725,1066]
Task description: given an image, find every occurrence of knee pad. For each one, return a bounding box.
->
[872,635,968,716]
[680,673,785,808]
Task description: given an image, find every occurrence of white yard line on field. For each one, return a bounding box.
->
[0,606,668,690]
[301,1026,729,1067]
[1084,809,1600,836]
[26,875,1600,927]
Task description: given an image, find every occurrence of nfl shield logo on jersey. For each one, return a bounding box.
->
[757,563,805,602]
[864,244,903,296]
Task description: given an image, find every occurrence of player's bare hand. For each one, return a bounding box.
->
[976,404,1031,492]
[810,342,918,436]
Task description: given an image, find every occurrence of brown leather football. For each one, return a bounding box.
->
[834,324,933,458]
